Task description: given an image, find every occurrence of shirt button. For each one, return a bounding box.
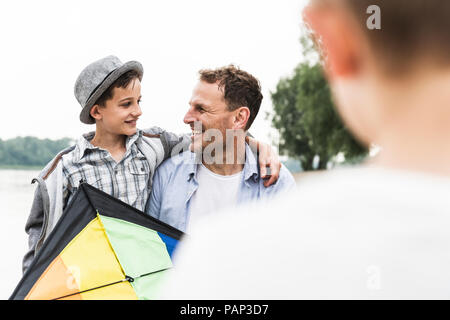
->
[141,167,145,172]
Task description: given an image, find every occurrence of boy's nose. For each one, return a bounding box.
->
[132,103,143,117]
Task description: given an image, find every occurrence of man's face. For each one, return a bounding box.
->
[184,81,235,153]
[93,79,142,137]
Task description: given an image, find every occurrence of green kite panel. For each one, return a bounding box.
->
[99,214,173,299]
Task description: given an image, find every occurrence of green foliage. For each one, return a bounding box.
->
[270,38,367,171]
[0,136,73,167]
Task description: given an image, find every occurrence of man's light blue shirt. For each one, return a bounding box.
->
[147,144,296,232]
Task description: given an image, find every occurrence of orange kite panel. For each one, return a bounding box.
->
[25,255,82,300]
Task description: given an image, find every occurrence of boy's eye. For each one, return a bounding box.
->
[121,99,141,107]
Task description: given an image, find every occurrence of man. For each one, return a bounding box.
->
[160,0,450,299]
[147,65,296,232]
[22,56,282,274]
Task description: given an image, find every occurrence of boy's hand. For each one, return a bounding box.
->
[246,137,281,187]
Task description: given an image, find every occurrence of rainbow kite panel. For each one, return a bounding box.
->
[10,183,183,300]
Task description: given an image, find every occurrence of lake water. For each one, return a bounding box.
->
[0,169,40,299]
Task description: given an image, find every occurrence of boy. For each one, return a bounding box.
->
[160,0,450,299]
[22,55,281,274]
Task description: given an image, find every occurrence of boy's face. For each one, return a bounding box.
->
[91,79,142,137]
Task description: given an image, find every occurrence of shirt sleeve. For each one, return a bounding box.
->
[144,126,191,160]
[22,185,44,274]
[280,165,297,191]
[265,165,297,197]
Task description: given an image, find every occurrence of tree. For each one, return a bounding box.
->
[0,136,73,167]
[270,37,367,171]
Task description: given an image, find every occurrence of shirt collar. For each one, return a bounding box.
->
[126,129,143,150]
[243,143,259,182]
[187,151,200,182]
[74,129,143,163]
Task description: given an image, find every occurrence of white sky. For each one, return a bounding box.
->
[0,0,308,143]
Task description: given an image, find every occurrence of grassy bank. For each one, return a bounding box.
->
[0,165,42,170]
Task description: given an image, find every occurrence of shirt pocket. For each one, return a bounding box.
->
[127,157,150,208]
[128,157,149,176]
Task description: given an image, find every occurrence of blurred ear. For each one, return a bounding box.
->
[90,105,103,121]
[233,107,250,130]
[303,4,363,80]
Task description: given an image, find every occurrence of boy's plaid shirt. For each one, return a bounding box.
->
[62,130,151,211]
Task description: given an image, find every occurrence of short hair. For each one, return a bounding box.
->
[311,0,450,74]
[199,65,263,130]
[95,70,142,107]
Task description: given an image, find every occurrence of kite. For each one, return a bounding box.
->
[10,182,183,300]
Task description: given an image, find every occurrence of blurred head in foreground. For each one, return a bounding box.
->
[157,1,450,300]
[304,0,450,176]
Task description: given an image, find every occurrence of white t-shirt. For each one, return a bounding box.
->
[160,166,450,299]
[187,164,243,233]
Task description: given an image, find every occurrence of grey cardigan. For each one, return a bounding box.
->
[22,127,188,274]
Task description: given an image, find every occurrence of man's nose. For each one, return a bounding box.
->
[183,107,196,124]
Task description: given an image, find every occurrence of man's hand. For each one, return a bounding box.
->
[246,137,281,187]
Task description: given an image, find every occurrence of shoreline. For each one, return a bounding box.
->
[0,165,42,171]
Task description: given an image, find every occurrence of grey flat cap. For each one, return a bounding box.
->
[74,55,144,124]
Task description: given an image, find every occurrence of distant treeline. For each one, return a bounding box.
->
[0,136,73,167]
